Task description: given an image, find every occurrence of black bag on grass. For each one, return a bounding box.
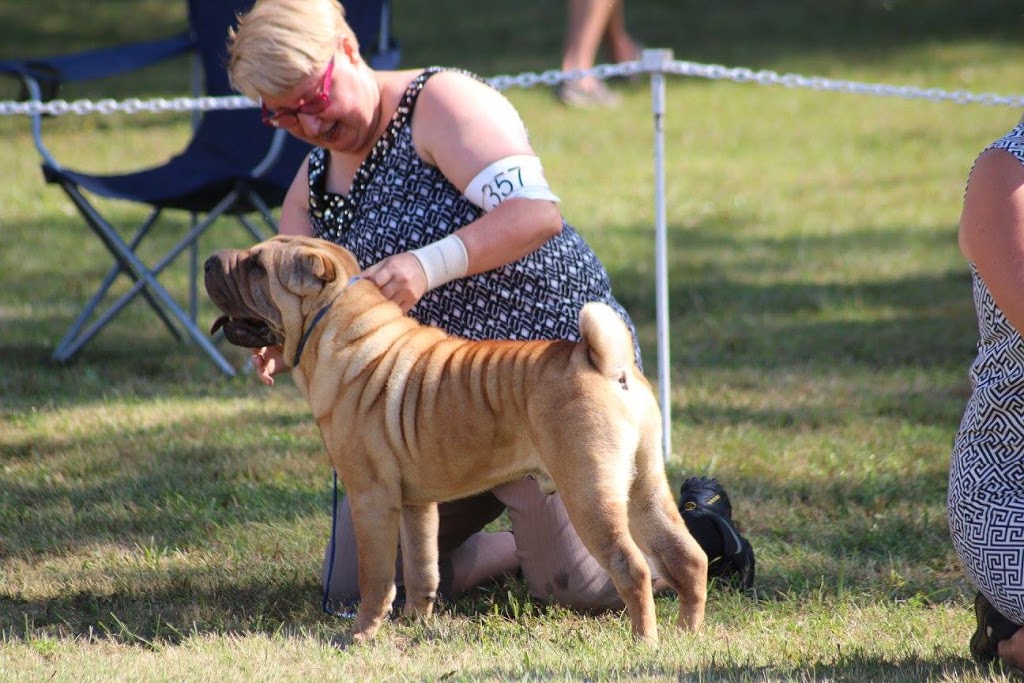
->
[678,476,756,592]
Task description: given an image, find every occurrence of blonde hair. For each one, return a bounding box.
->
[227,0,358,101]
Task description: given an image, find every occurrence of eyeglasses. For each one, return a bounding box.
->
[261,57,335,127]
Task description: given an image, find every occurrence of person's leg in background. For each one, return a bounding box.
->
[558,0,624,107]
[603,0,641,64]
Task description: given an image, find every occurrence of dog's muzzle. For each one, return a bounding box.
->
[204,252,283,349]
[209,315,281,348]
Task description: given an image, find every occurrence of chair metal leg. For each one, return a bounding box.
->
[54,207,185,361]
[237,213,273,242]
[53,183,238,376]
[244,190,280,237]
[189,211,199,324]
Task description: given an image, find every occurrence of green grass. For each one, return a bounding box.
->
[2,1,1024,681]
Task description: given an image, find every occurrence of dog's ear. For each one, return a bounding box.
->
[303,249,337,284]
[286,247,337,294]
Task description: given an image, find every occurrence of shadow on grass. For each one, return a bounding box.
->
[461,654,982,683]
[0,382,960,637]
[665,468,956,601]
[0,452,957,644]
[2,216,975,387]
[607,219,974,372]
[0,336,256,406]
[1,394,326,556]
[0,577,324,644]
[0,210,972,650]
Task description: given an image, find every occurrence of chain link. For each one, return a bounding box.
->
[485,62,636,90]
[2,58,1023,117]
[0,94,257,117]
[665,60,1024,108]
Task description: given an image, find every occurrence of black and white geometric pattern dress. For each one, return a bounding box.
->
[305,67,640,365]
[948,120,1024,625]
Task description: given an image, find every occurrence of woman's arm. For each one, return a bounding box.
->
[278,155,314,236]
[959,148,1024,336]
[362,72,564,312]
[416,71,565,269]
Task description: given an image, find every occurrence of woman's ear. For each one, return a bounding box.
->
[339,34,360,65]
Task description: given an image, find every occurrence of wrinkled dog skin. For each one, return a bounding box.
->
[204,235,707,643]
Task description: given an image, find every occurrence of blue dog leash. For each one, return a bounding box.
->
[298,274,359,618]
[322,468,342,616]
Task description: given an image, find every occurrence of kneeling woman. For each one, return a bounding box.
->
[950,114,1024,669]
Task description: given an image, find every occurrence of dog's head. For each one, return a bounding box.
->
[204,235,361,355]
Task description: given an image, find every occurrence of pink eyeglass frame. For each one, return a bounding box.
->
[261,56,335,126]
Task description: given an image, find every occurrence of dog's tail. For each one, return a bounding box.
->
[579,302,634,382]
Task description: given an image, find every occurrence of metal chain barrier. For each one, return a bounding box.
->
[663,59,1024,108]
[4,56,1021,117]
[0,94,255,117]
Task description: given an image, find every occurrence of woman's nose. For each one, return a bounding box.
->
[298,113,323,137]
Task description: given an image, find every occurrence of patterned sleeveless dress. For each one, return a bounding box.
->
[305,67,640,364]
[948,119,1024,624]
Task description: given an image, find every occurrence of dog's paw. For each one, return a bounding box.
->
[351,613,386,643]
[350,628,377,644]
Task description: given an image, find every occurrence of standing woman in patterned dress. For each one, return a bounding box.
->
[225,0,670,614]
[950,116,1024,669]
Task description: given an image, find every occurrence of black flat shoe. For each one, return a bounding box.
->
[678,476,756,592]
[970,591,1021,665]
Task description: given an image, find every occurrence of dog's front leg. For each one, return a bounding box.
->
[349,489,401,641]
[399,502,440,619]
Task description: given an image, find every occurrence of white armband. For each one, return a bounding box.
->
[410,234,469,291]
[463,155,561,212]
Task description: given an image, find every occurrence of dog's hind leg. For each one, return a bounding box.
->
[627,431,707,632]
[399,502,440,619]
[559,484,660,644]
[349,488,401,641]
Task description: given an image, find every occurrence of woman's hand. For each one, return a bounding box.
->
[360,252,428,313]
[251,345,285,386]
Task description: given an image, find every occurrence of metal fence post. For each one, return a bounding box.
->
[644,48,674,462]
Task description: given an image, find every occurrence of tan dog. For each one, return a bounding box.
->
[204,234,707,643]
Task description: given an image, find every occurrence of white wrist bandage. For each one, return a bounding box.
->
[464,155,561,212]
[410,234,469,291]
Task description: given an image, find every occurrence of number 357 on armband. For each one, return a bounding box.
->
[480,166,525,210]
[465,155,560,213]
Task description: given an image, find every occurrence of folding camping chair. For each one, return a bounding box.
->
[0,0,399,375]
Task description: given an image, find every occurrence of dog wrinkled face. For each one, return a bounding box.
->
[205,244,285,349]
[205,236,349,351]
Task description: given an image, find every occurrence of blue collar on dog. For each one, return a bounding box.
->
[292,275,361,367]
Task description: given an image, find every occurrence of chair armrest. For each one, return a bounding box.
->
[0,60,66,168]
[0,32,195,171]
[251,128,290,179]
[2,33,195,98]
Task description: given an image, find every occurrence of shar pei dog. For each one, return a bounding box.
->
[203,234,707,643]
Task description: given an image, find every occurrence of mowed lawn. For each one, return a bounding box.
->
[2,1,1024,681]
